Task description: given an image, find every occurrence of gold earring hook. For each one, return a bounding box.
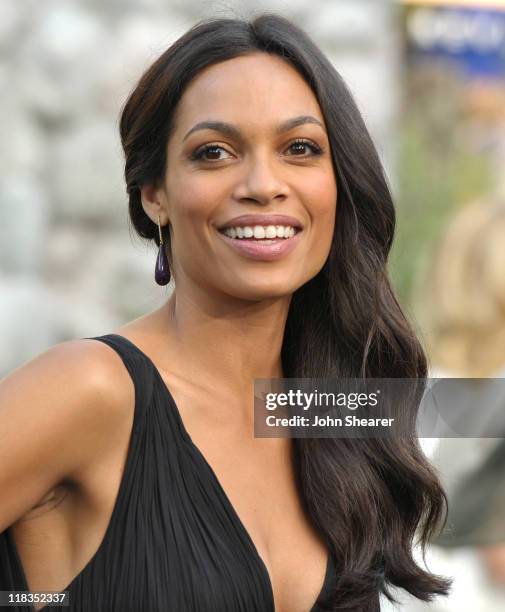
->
[157,213,163,245]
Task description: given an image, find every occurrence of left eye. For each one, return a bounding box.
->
[287,139,322,156]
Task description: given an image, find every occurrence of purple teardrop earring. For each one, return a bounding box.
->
[155,213,171,286]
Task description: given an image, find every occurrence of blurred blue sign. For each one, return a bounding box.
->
[406,6,505,79]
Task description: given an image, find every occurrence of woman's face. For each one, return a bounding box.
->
[143,52,337,301]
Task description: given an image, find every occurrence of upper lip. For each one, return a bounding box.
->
[217,214,303,231]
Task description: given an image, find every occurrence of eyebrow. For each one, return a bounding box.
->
[182,115,325,142]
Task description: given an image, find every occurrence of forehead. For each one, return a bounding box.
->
[173,53,324,134]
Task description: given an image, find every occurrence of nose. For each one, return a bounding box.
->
[232,151,289,205]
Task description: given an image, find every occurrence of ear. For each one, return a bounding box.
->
[140,183,170,225]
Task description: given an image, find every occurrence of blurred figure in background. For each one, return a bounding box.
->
[405,197,505,611]
[422,198,505,379]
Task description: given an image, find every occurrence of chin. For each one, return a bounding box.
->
[222,277,306,302]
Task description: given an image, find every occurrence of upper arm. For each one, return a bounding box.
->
[0,339,133,533]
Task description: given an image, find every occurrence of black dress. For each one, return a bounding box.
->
[0,334,337,611]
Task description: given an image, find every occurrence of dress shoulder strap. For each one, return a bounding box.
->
[83,333,155,426]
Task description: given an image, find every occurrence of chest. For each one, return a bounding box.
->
[169,405,331,612]
[10,397,331,612]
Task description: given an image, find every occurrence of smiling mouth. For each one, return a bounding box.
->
[216,223,303,262]
[218,224,300,242]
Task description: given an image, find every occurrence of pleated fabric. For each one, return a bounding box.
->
[0,333,337,611]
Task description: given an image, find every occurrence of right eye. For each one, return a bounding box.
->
[190,144,233,162]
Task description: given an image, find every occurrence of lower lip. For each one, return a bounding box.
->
[217,229,303,261]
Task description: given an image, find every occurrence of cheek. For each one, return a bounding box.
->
[303,175,337,266]
[169,175,223,225]
[322,173,338,208]
[165,179,210,268]
[306,174,337,225]
[167,175,226,268]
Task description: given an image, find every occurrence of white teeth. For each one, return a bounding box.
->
[222,224,298,239]
[253,226,266,239]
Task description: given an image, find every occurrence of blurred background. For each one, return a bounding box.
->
[1,0,505,610]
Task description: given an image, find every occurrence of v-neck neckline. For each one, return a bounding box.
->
[109,333,333,611]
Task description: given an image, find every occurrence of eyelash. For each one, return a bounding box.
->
[190,138,324,162]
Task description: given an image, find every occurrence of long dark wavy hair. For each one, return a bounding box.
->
[119,13,451,611]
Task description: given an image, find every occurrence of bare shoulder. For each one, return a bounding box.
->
[0,337,133,425]
[0,337,134,532]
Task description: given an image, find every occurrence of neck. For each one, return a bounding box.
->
[161,286,290,394]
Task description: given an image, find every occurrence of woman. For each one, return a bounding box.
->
[0,14,450,612]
